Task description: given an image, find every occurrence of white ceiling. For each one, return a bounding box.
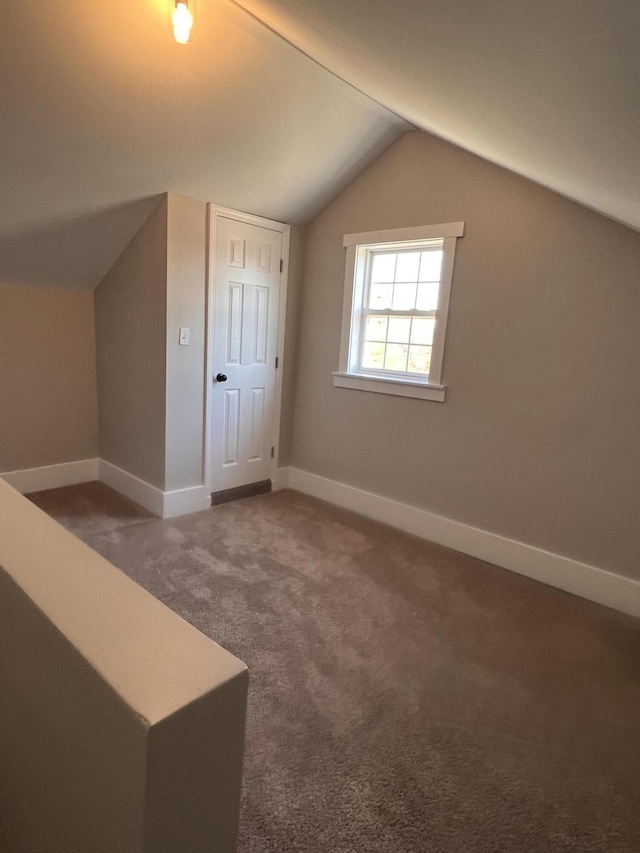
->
[0,0,407,290]
[2,0,638,292]
[235,0,640,233]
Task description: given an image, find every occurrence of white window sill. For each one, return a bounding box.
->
[332,372,446,402]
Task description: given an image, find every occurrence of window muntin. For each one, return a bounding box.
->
[336,222,463,402]
[358,244,443,381]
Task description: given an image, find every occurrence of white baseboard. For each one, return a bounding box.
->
[99,460,210,518]
[2,457,212,519]
[8,458,638,617]
[99,460,165,516]
[0,459,100,494]
[280,466,640,620]
[162,485,211,518]
[272,467,290,491]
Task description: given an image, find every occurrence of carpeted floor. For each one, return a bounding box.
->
[27,482,640,852]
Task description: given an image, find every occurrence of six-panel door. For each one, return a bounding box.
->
[210,216,282,492]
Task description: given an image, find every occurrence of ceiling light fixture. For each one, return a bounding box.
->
[172,0,194,44]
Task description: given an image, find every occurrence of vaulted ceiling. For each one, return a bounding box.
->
[1,0,638,291]
[235,0,640,234]
[0,0,407,290]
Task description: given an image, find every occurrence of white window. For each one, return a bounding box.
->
[334,222,464,402]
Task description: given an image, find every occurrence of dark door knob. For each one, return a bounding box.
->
[215,373,228,382]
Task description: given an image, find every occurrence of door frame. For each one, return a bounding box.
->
[204,204,291,494]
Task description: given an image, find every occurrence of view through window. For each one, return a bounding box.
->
[335,222,464,402]
[361,246,443,378]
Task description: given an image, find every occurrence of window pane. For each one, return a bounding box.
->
[392,281,417,310]
[419,250,443,281]
[371,253,396,283]
[384,343,408,371]
[387,317,411,343]
[416,281,439,311]
[395,252,420,282]
[362,342,385,370]
[408,346,431,374]
[365,315,388,342]
[410,317,435,345]
[369,281,393,309]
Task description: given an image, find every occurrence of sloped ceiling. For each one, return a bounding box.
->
[235,0,640,233]
[3,0,638,292]
[0,0,408,290]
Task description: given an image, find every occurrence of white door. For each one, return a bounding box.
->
[210,216,282,493]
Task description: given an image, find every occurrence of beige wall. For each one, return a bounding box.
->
[163,202,306,486]
[165,194,208,492]
[0,478,248,852]
[0,566,147,852]
[95,192,304,495]
[0,284,98,473]
[95,197,168,490]
[291,130,640,581]
[278,224,305,468]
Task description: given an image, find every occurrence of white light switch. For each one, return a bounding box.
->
[179,327,190,346]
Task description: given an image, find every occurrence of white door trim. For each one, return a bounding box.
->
[204,205,291,494]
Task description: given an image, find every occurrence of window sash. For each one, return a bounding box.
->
[355,364,434,382]
[337,226,462,398]
[358,311,437,380]
[362,309,436,317]
[357,247,440,378]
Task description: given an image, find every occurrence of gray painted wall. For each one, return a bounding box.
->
[165,194,208,492]
[0,478,248,853]
[95,193,301,494]
[0,564,147,851]
[0,284,98,473]
[291,131,640,581]
[278,224,305,468]
[95,197,168,490]
[163,200,305,484]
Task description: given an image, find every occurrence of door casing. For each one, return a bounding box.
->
[204,204,291,494]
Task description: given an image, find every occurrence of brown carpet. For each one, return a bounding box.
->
[27,482,640,852]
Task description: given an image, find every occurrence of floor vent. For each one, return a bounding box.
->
[211,479,272,507]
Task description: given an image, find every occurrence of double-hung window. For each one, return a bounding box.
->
[334,222,464,402]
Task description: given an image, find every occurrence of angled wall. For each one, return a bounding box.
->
[291,130,640,583]
[0,284,98,474]
[95,197,168,490]
[96,192,304,510]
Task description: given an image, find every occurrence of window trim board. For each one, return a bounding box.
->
[333,372,446,401]
[337,224,462,401]
[343,221,464,248]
